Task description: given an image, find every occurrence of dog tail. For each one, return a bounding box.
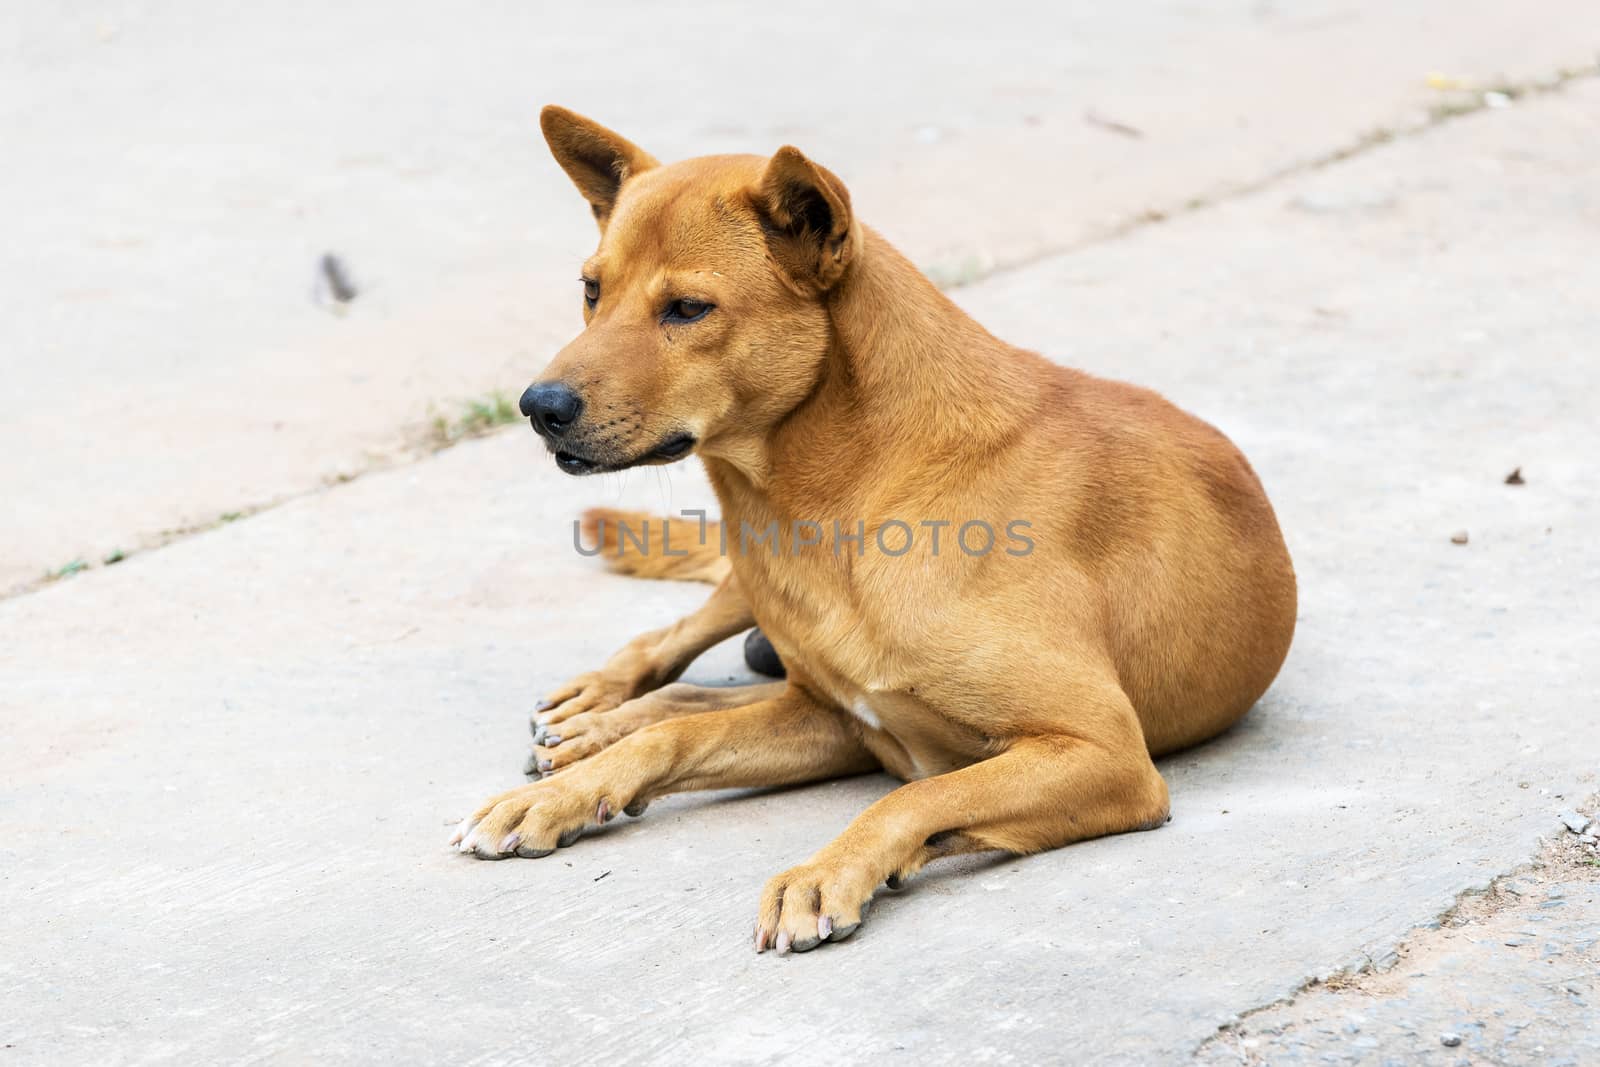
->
[579,507,731,584]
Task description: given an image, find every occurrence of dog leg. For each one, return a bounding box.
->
[756,687,1170,954]
[454,686,877,860]
[526,681,785,775]
[531,574,753,734]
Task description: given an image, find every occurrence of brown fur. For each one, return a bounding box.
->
[451,106,1298,955]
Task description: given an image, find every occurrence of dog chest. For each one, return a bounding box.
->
[847,696,882,729]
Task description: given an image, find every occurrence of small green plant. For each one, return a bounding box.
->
[429,391,522,447]
[45,558,89,582]
[220,511,244,523]
[103,549,126,565]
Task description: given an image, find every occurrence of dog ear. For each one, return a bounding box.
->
[751,146,856,295]
[539,105,659,227]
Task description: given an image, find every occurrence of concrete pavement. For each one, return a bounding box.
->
[3,4,1600,1062]
[6,1,1600,592]
[4,11,1600,1066]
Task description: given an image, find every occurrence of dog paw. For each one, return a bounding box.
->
[524,709,629,776]
[530,670,640,731]
[754,861,878,955]
[526,684,716,777]
[448,776,624,860]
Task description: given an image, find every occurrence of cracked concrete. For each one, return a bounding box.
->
[4,8,1600,1065]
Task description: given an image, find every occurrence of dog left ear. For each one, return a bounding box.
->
[751,146,856,295]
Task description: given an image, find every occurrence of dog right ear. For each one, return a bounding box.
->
[539,106,659,228]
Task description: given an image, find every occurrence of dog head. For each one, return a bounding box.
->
[520,105,860,475]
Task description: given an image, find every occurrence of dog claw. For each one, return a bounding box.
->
[818,915,834,940]
[533,699,552,713]
[545,734,563,747]
[754,922,766,952]
[448,817,475,847]
[537,758,553,773]
[596,798,612,823]
[776,930,792,955]
[498,832,521,854]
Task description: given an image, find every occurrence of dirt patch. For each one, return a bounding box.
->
[1200,801,1599,1065]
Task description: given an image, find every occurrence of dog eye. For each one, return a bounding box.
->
[664,299,712,323]
[582,278,600,308]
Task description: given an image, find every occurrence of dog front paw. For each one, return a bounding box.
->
[525,683,724,777]
[448,775,627,860]
[523,708,631,776]
[530,669,643,735]
[755,860,879,955]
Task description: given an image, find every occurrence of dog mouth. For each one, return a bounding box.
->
[552,432,697,475]
[553,450,601,475]
[646,433,698,462]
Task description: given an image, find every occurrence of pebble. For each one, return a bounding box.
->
[1557,809,1592,834]
[1440,1032,1462,1047]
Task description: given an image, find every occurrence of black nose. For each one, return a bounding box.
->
[519,382,584,438]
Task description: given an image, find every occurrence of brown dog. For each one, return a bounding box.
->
[450,106,1298,954]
